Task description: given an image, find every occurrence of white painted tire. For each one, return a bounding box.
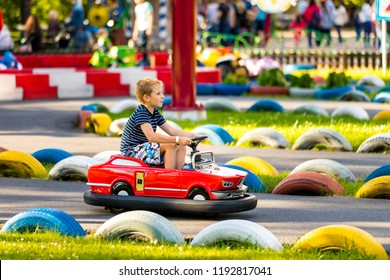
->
[357,133,390,153]
[94,210,185,244]
[293,104,329,117]
[290,159,356,183]
[357,75,385,88]
[190,220,283,251]
[289,87,317,98]
[107,118,128,136]
[92,150,121,163]
[109,99,139,114]
[292,128,353,151]
[236,127,290,149]
[191,126,225,145]
[330,105,370,120]
[339,90,371,102]
[204,98,240,112]
[48,156,99,181]
[373,92,390,103]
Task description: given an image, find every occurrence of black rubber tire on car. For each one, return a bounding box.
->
[188,188,210,200]
[94,210,185,244]
[109,181,134,214]
[0,207,86,237]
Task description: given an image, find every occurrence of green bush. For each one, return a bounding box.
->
[257,68,287,87]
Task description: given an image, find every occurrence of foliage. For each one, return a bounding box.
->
[288,73,315,88]
[1,0,73,31]
[325,72,352,88]
[256,68,287,87]
[222,70,247,85]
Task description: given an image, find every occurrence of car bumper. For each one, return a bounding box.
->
[83,191,258,214]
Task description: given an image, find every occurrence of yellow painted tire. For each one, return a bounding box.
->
[293,225,388,260]
[355,176,390,199]
[225,156,279,176]
[86,113,112,135]
[373,110,390,121]
[0,150,47,179]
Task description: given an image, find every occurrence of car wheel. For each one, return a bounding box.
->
[109,182,133,214]
[188,188,210,200]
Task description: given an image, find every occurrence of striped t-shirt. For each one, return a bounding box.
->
[120,104,166,154]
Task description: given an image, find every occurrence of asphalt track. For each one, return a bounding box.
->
[0,97,389,252]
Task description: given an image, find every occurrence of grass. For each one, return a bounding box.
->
[109,109,390,152]
[0,232,378,260]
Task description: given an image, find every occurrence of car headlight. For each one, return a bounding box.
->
[222,181,234,188]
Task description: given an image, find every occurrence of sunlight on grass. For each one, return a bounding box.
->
[0,232,376,260]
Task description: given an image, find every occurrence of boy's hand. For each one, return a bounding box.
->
[177,136,193,146]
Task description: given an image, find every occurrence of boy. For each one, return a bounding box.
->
[120,77,201,169]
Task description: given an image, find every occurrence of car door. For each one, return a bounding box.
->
[142,167,183,198]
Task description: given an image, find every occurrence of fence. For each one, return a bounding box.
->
[198,31,388,71]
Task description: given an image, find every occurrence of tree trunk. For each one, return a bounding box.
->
[20,0,31,24]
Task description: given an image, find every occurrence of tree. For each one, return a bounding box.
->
[1,0,72,30]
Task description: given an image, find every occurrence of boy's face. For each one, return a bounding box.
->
[144,83,164,108]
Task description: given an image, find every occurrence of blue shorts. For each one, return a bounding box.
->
[125,142,163,165]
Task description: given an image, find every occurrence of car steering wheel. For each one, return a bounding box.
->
[188,135,208,154]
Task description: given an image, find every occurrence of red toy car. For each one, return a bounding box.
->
[84,136,257,214]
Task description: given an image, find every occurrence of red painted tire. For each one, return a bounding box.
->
[249,86,289,96]
[272,171,345,196]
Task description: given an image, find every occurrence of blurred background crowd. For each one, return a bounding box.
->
[0,0,386,54]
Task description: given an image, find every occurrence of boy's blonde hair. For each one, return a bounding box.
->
[135,77,162,103]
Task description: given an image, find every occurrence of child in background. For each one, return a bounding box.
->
[290,14,306,47]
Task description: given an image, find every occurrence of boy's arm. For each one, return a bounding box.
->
[158,122,201,139]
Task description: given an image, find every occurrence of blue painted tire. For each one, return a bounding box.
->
[364,164,390,182]
[0,207,86,237]
[191,126,225,145]
[196,83,215,95]
[89,103,109,113]
[315,86,353,100]
[221,164,266,192]
[200,124,234,144]
[32,148,73,165]
[81,104,97,113]
[213,84,249,96]
[162,96,172,108]
[246,99,285,112]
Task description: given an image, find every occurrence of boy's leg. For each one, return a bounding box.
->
[161,143,186,169]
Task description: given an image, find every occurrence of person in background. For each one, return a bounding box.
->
[22,14,42,52]
[0,9,14,52]
[109,0,126,46]
[318,0,334,46]
[290,13,306,47]
[303,0,321,48]
[359,0,372,47]
[0,9,3,31]
[353,8,362,41]
[0,23,15,51]
[333,2,348,44]
[132,0,153,65]
[46,10,62,43]
[70,0,85,50]
[297,0,308,16]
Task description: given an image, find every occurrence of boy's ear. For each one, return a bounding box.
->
[142,94,150,103]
